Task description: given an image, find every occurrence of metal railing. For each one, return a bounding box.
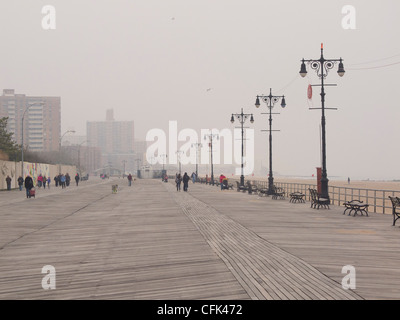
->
[221,178,398,214]
[272,181,399,214]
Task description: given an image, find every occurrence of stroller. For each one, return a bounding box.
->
[29,188,36,198]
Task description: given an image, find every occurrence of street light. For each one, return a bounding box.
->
[159,154,168,180]
[191,142,202,181]
[175,150,183,175]
[299,43,345,201]
[230,108,254,187]
[255,88,286,195]
[59,130,75,173]
[203,131,219,185]
[77,140,89,178]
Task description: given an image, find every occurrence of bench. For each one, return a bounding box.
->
[236,181,249,192]
[309,188,330,209]
[343,200,369,217]
[270,186,285,200]
[246,181,258,195]
[257,186,269,197]
[290,192,305,203]
[389,196,400,226]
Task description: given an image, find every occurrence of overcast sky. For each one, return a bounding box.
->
[0,0,399,180]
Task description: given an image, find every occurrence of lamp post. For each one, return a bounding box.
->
[77,140,89,178]
[122,160,127,178]
[203,131,219,185]
[255,88,286,195]
[159,154,168,180]
[175,150,183,175]
[191,142,202,181]
[59,130,75,173]
[230,108,254,187]
[299,43,345,201]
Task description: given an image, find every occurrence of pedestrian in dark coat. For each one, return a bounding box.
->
[5,175,12,190]
[24,175,34,198]
[182,172,190,192]
[17,176,24,191]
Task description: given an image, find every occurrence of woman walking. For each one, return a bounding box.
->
[175,173,182,192]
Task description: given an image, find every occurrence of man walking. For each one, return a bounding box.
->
[5,175,12,190]
[127,173,133,186]
[17,176,24,191]
[182,172,190,192]
[24,175,34,198]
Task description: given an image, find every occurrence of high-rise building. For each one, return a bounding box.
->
[87,109,135,172]
[0,89,61,151]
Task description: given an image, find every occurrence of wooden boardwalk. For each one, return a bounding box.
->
[0,178,399,299]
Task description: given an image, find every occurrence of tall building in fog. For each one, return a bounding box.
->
[87,109,135,172]
[0,89,61,151]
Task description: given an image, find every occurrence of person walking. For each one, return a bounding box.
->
[47,176,51,189]
[43,175,47,189]
[182,172,190,192]
[54,175,59,187]
[17,176,24,191]
[60,174,66,189]
[37,174,43,188]
[24,175,34,198]
[75,173,80,186]
[191,172,196,184]
[127,173,133,186]
[5,175,12,190]
[175,173,182,191]
[65,173,71,187]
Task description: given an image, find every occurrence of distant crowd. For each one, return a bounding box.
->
[4,172,83,198]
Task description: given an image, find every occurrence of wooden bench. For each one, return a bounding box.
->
[309,188,330,209]
[389,196,400,226]
[246,181,258,195]
[270,186,285,200]
[289,192,305,203]
[257,185,269,197]
[343,200,369,217]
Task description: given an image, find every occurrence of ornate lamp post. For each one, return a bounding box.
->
[299,43,345,201]
[203,131,219,185]
[230,108,254,187]
[191,142,202,181]
[255,88,286,195]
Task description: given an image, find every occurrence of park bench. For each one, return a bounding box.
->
[236,181,249,192]
[270,186,285,200]
[388,196,400,226]
[309,188,330,209]
[246,181,258,194]
[289,192,305,203]
[257,185,269,197]
[343,200,369,217]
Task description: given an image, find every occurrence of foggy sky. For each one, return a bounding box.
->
[0,0,399,180]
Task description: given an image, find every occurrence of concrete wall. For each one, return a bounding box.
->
[0,160,76,190]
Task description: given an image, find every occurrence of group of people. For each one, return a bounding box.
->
[175,172,191,192]
[4,172,81,196]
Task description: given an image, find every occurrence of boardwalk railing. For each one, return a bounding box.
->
[222,178,400,214]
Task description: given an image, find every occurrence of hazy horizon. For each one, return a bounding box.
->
[1,0,399,180]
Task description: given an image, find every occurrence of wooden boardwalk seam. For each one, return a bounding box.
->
[166,183,362,300]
